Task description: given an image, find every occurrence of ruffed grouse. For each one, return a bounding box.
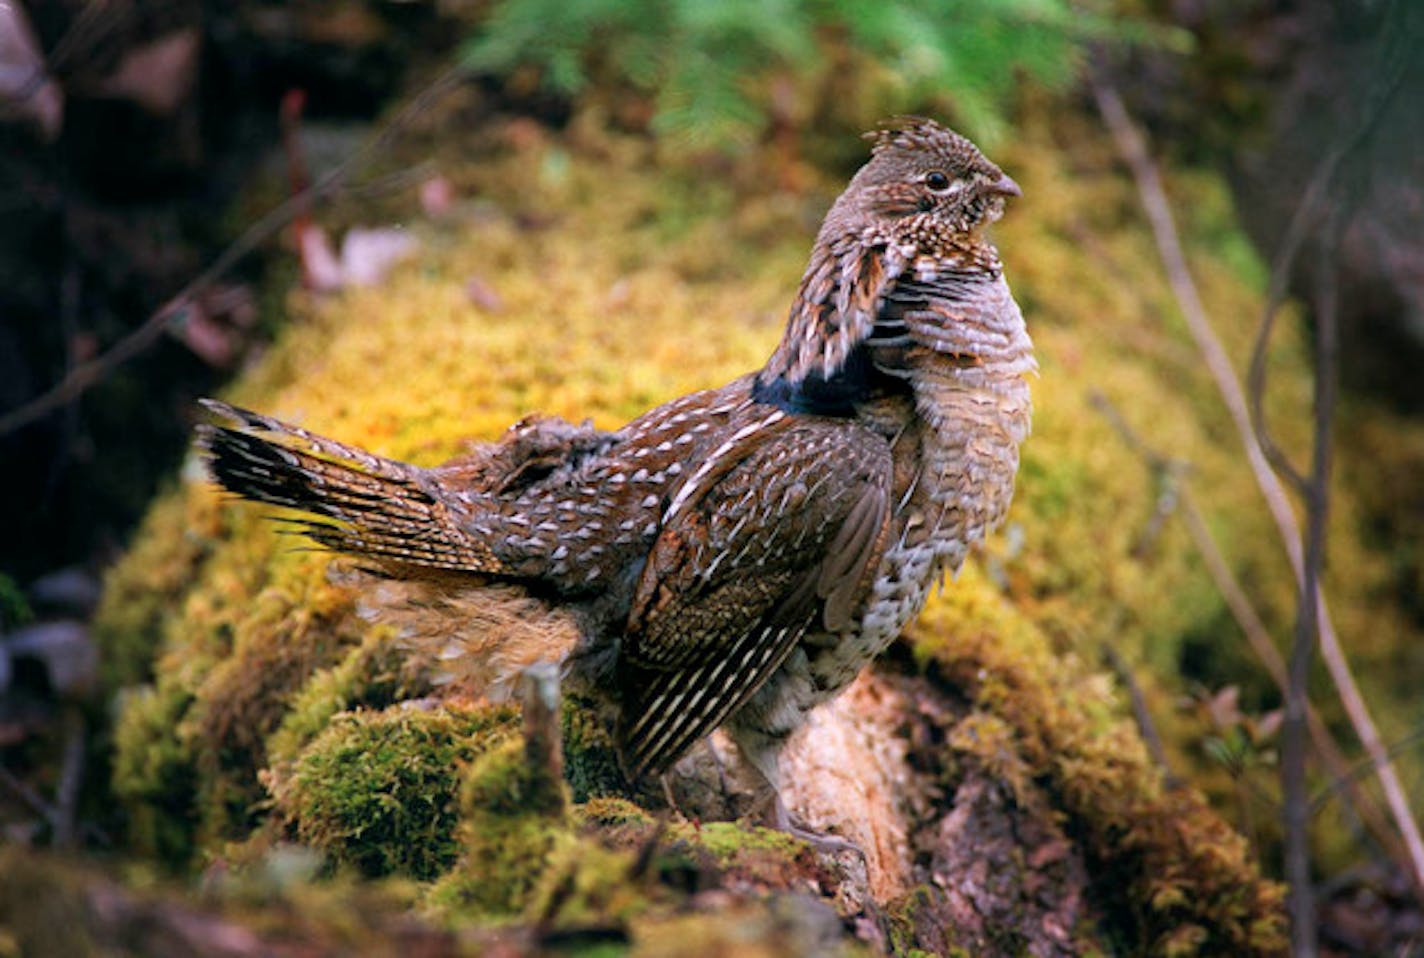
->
[199,117,1034,817]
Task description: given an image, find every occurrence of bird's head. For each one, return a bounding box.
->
[824,117,1020,259]
[756,118,1022,407]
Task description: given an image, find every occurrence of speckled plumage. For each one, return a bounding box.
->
[199,117,1034,789]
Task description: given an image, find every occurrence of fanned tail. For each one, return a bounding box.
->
[196,399,504,574]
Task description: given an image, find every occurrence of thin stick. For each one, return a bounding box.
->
[0,764,57,824]
[1091,391,1402,864]
[1313,725,1424,819]
[1280,211,1338,956]
[1090,70,1424,911]
[1102,643,1176,786]
[1240,2,1424,915]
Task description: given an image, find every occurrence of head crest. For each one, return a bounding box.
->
[865,116,970,155]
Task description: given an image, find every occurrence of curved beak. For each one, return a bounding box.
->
[989,172,1022,198]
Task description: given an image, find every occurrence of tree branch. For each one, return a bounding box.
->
[0,65,470,439]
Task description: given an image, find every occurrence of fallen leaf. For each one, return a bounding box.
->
[339,226,416,286]
[0,1,63,140]
[420,175,455,218]
[87,29,199,115]
[297,222,344,292]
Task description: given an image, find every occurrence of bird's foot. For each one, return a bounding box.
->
[769,793,868,864]
[702,735,732,799]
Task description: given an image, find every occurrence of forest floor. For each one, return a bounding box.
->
[3,83,1422,956]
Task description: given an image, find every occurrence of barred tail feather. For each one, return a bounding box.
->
[196,400,504,574]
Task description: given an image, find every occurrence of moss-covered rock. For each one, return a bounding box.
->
[106,522,372,864]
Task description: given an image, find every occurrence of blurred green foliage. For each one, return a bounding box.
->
[463,0,1180,148]
[0,573,30,630]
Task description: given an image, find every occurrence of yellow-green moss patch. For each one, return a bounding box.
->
[111,682,201,863]
[561,690,628,802]
[266,626,429,768]
[94,488,222,691]
[678,821,808,870]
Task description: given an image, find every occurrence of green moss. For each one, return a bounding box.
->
[907,567,1287,954]
[944,711,1034,802]
[884,889,1031,958]
[883,886,928,955]
[426,737,569,916]
[627,896,857,957]
[267,626,426,767]
[93,489,221,691]
[561,691,628,802]
[574,796,656,830]
[272,703,517,880]
[525,836,648,931]
[680,821,807,869]
[110,683,200,864]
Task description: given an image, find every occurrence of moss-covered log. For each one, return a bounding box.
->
[87,103,1424,955]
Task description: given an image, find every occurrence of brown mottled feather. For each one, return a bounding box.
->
[619,420,891,776]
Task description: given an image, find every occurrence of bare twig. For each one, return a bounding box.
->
[0,764,57,824]
[1279,208,1340,955]
[1312,725,1424,819]
[1091,391,1403,865]
[1101,644,1177,786]
[0,64,470,438]
[1091,56,1424,919]
[53,706,87,849]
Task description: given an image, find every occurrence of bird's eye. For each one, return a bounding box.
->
[925,171,951,192]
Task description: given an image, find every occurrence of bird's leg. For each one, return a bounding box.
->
[736,729,868,863]
[701,734,732,803]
